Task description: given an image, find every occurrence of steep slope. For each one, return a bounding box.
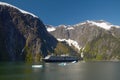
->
[0,2,57,61]
[47,20,120,60]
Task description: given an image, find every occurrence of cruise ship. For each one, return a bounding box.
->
[42,55,80,62]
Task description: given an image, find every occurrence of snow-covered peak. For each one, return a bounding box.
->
[46,25,56,32]
[58,25,67,28]
[56,25,74,30]
[74,20,120,30]
[0,2,38,18]
[86,20,120,30]
[74,22,86,27]
[47,27,56,32]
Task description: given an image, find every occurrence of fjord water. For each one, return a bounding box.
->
[0,62,120,80]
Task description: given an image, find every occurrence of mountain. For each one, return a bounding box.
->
[1,2,120,61]
[0,2,58,62]
[46,20,120,61]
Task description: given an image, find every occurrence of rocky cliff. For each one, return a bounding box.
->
[0,2,57,62]
[47,20,120,61]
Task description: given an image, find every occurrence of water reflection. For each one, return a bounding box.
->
[0,61,120,80]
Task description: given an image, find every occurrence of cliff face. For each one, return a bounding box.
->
[0,2,57,61]
[47,20,120,60]
[1,2,120,61]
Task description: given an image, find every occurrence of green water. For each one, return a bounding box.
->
[0,61,120,80]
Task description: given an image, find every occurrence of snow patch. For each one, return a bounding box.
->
[47,27,56,32]
[57,38,81,50]
[0,2,38,18]
[86,20,120,30]
[74,22,86,26]
[58,25,67,28]
[66,27,74,30]
[73,20,120,30]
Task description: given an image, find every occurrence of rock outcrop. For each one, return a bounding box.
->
[47,20,120,60]
[0,2,57,61]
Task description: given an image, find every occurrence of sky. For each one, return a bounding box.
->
[0,0,120,26]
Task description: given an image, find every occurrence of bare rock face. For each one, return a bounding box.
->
[47,21,120,60]
[0,2,57,61]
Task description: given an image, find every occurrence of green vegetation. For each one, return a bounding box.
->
[54,42,70,55]
[24,45,42,63]
[24,35,42,62]
[83,33,120,61]
[53,42,79,56]
[34,53,42,62]
[24,46,33,62]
